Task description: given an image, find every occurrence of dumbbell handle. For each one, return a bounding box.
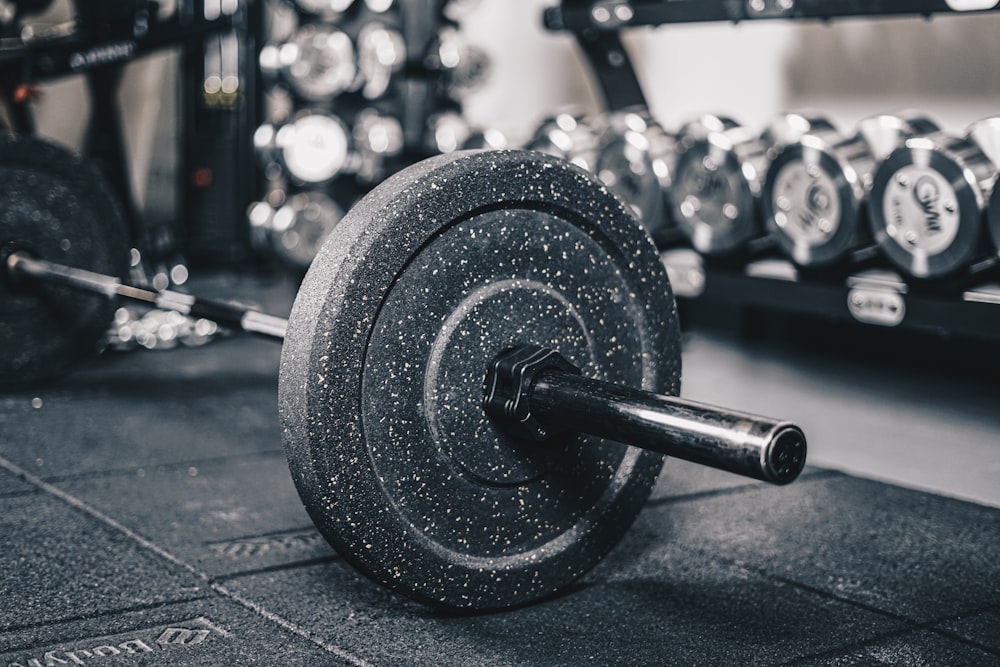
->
[6,252,288,339]
[484,345,806,485]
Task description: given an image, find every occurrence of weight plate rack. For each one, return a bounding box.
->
[545,0,1000,342]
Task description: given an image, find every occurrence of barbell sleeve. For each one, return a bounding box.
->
[484,344,807,485]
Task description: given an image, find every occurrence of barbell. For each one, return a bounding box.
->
[1,132,806,610]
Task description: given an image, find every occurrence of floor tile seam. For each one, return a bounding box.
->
[672,540,921,630]
[646,468,842,507]
[36,448,287,484]
[767,572,926,627]
[211,555,342,583]
[768,572,1000,655]
[922,611,1000,657]
[210,582,376,667]
[776,624,929,665]
[0,454,372,667]
[204,524,321,544]
[770,571,1000,644]
[779,611,1000,665]
[0,595,210,651]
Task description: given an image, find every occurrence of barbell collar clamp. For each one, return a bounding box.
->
[484,344,807,485]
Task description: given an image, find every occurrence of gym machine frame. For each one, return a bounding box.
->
[0,0,262,268]
[544,0,1000,341]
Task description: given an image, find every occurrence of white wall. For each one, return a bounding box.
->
[460,4,1000,138]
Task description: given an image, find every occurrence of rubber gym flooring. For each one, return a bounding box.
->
[1,272,998,666]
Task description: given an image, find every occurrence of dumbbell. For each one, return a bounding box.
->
[868,116,999,280]
[670,115,773,256]
[968,117,1000,254]
[527,110,677,248]
[248,191,347,272]
[762,113,875,268]
[1,133,806,611]
[264,23,358,102]
[255,113,353,186]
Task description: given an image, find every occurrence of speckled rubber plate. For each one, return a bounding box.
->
[0,133,128,390]
[279,150,681,611]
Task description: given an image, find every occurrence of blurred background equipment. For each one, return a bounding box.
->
[868,118,999,280]
[670,115,771,257]
[761,113,874,269]
[248,0,499,271]
[3,0,999,349]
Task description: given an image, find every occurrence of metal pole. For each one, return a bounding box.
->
[6,252,287,340]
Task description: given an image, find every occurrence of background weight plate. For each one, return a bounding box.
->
[0,133,128,390]
[279,150,681,610]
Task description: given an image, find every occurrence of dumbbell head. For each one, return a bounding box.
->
[762,114,873,267]
[525,111,599,165]
[671,115,768,255]
[274,113,352,185]
[277,24,357,101]
[279,149,680,611]
[868,124,995,279]
[967,117,1000,253]
[0,133,128,390]
[249,191,346,271]
[591,111,676,244]
[856,112,941,162]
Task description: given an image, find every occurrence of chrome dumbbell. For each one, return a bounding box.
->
[869,115,997,279]
[968,117,1000,255]
[267,24,358,102]
[248,191,346,272]
[762,112,872,268]
[670,115,772,256]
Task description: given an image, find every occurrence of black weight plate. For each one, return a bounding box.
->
[0,133,128,389]
[280,150,680,610]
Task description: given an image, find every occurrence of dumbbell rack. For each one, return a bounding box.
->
[545,0,1000,342]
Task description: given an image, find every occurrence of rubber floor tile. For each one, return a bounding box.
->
[56,453,334,577]
[0,596,349,665]
[0,337,282,478]
[0,494,205,631]
[642,472,1000,623]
